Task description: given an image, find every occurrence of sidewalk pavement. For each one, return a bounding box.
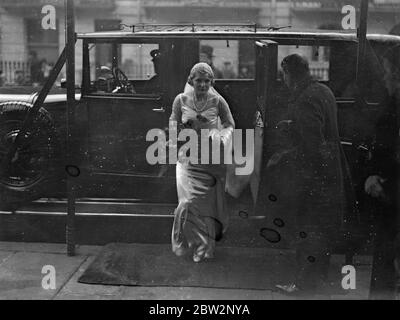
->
[0,241,373,300]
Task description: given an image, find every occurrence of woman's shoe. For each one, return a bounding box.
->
[193,253,203,263]
[193,245,207,263]
[173,246,187,257]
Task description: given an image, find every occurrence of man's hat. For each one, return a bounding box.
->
[200,45,214,58]
[150,49,162,60]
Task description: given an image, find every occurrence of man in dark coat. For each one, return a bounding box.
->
[143,49,163,94]
[364,48,400,299]
[28,51,42,85]
[274,54,355,295]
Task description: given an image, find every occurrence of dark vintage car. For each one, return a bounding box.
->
[0,24,399,247]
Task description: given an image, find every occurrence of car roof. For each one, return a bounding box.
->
[77,24,400,44]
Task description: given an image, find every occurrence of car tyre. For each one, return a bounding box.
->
[0,101,61,210]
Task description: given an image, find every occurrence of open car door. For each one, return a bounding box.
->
[251,40,278,204]
[80,39,177,202]
[252,40,296,248]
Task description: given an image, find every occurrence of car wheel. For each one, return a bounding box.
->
[0,101,61,210]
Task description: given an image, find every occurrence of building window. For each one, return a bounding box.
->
[25,18,59,85]
[26,18,59,65]
[199,39,255,79]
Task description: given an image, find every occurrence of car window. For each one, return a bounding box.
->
[369,41,400,101]
[199,39,255,80]
[88,42,161,95]
[119,43,159,80]
[330,40,392,103]
[278,44,330,82]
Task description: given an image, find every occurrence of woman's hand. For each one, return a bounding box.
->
[364,175,386,198]
[275,119,293,133]
[267,148,296,168]
[208,128,220,140]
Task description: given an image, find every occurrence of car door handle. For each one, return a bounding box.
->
[152,107,166,113]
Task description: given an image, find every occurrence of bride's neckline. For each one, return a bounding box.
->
[192,92,210,112]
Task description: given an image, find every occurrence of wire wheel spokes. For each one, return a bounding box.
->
[0,120,51,187]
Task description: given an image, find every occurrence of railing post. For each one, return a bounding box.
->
[356,0,368,87]
[66,0,76,257]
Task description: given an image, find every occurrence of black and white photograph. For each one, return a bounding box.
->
[0,0,399,306]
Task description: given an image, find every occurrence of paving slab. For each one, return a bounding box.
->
[0,241,376,300]
[75,245,102,256]
[268,254,373,300]
[353,255,373,266]
[0,252,15,266]
[120,286,273,300]
[54,256,124,300]
[331,264,372,300]
[56,256,273,300]
[0,242,101,256]
[271,291,333,300]
[270,264,372,300]
[55,293,123,300]
[271,292,298,300]
[0,242,68,254]
[0,252,86,300]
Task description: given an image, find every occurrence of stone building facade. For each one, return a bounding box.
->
[0,0,398,85]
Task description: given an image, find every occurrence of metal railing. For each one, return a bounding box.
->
[141,0,261,8]
[0,60,31,86]
[0,0,115,9]
[0,59,328,86]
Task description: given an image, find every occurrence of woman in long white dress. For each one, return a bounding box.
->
[169,63,235,263]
